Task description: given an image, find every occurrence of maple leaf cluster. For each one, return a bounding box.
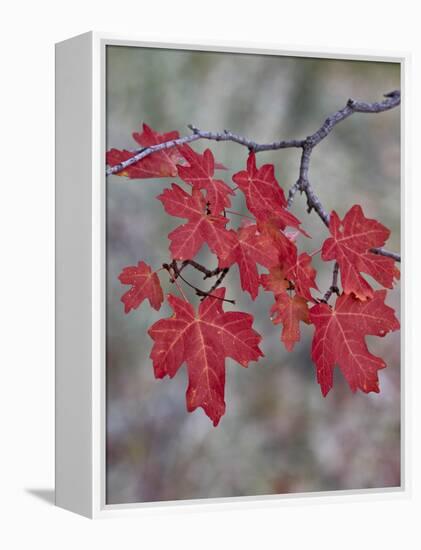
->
[109,123,400,426]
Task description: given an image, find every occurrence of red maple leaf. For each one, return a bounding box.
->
[256,219,298,266]
[218,224,281,299]
[309,290,400,396]
[177,144,233,214]
[148,288,264,425]
[322,205,399,300]
[270,293,310,351]
[261,252,318,303]
[261,266,290,296]
[157,183,237,261]
[232,152,305,232]
[284,252,319,302]
[118,261,164,313]
[106,123,184,178]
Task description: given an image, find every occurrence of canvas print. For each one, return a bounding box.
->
[105,46,401,505]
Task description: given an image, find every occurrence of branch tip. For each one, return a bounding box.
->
[384,90,400,98]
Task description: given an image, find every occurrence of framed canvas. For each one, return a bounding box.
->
[55,32,408,518]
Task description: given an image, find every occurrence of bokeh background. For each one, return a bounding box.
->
[106,46,401,504]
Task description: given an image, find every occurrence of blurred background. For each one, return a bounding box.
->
[106,46,401,504]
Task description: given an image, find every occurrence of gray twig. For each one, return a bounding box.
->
[107,91,401,264]
[285,91,401,264]
[322,263,340,303]
[164,261,234,304]
[106,126,303,176]
[369,247,401,262]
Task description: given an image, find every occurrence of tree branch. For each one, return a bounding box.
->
[106,126,303,176]
[164,261,234,304]
[180,259,224,279]
[205,268,229,299]
[369,247,401,262]
[322,262,340,303]
[108,90,401,263]
[286,90,401,263]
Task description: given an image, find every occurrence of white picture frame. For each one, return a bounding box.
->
[55,32,409,518]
